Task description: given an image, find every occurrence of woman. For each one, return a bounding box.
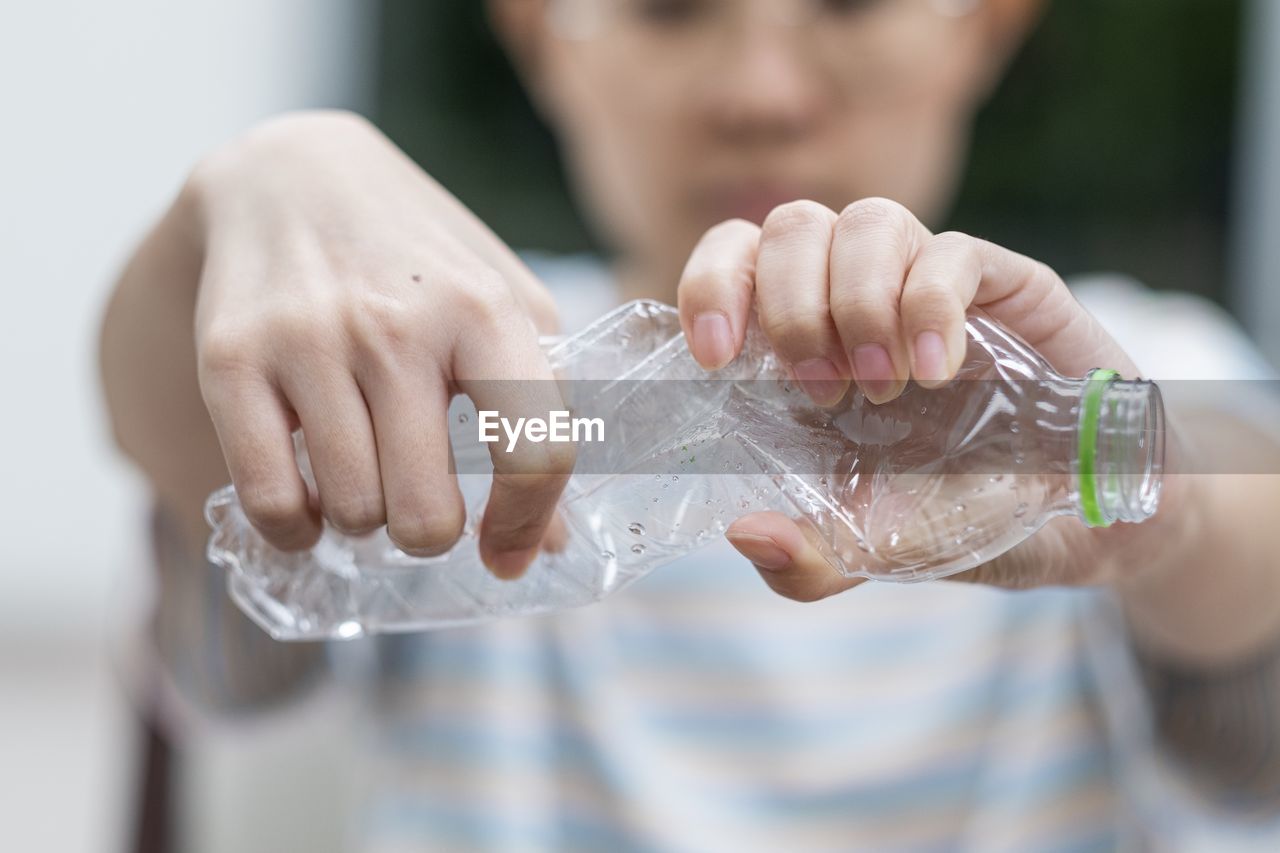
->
[101,0,1280,848]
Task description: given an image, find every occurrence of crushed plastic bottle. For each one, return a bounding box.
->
[205,300,1164,640]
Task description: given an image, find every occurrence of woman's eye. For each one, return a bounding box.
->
[628,0,716,27]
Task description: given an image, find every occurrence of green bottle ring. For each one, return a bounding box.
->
[1079,368,1120,527]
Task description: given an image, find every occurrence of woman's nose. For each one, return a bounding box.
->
[702,26,827,145]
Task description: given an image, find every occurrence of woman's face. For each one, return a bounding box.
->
[497,0,1033,277]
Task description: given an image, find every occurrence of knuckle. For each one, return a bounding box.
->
[679,263,752,301]
[498,441,578,481]
[1030,259,1065,293]
[451,267,515,328]
[542,441,579,478]
[929,230,975,256]
[760,307,823,353]
[198,324,258,378]
[762,200,835,238]
[706,217,761,242]
[323,493,387,535]
[347,291,423,352]
[763,574,834,604]
[252,302,338,355]
[836,197,914,241]
[521,287,561,334]
[388,506,466,555]
[485,516,547,551]
[790,586,833,604]
[240,486,309,539]
[830,289,895,331]
[901,280,962,320]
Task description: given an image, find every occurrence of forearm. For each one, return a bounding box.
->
[149,502,328,716]
[101,183,324,713]
[99,184,228,528]
[1116,415,1280,804]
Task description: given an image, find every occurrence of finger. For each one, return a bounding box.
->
[725,512,863,602]
[829,197,930,403]
[948,517,1088,590]
[279,367,387,536]
[360,366,466,558]
[755,201,848,406]
[200,370,322,551]
[453,288,575,579]
[677,218,760,370]
[540,510,570,554]
[899,231,982,388]
[954,239,1135,378]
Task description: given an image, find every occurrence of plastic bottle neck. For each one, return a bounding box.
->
[1075,371,1165,526]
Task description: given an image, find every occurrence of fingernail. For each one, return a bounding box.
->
[914,331,949,382]
[486,546,538,580]
[852,343,896,402]
[793,358,847,407]
[691,312,735,370]
[726,532,792,571]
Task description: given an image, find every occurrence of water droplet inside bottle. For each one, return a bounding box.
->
[457,413,469,424]
[1014,454,1025,465]
[989,474,1004,484]
[734,463,743,471]
[1010,421,1021,434]
[601,550,615,561]
[631,544,646,555]
[953,503,966,513]
[672,475,679,483]
[628,523,645,535]
[964,525,976,534]
[920,405,928,416]
[889,531,901,547]
[1013,503,1029,518]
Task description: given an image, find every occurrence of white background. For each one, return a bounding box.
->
[0,2,373,850]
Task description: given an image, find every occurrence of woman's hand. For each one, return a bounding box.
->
[187,111,571,578]
[677,197,1193,599]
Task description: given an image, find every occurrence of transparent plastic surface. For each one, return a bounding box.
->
[206,300,1164,640]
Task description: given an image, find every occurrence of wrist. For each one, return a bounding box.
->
[182,110,380,231]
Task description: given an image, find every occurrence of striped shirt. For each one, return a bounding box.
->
[348,261,1280,852]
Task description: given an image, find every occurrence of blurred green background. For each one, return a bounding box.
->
[376,0,1242,305]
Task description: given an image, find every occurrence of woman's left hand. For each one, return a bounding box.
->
[677,197,1192,599]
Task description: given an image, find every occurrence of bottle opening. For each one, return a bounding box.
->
[1077,373,1165,526]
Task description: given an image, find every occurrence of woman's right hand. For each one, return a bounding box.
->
[187,111,571,578]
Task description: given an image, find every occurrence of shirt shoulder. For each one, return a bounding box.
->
[1069,274,1276,381]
